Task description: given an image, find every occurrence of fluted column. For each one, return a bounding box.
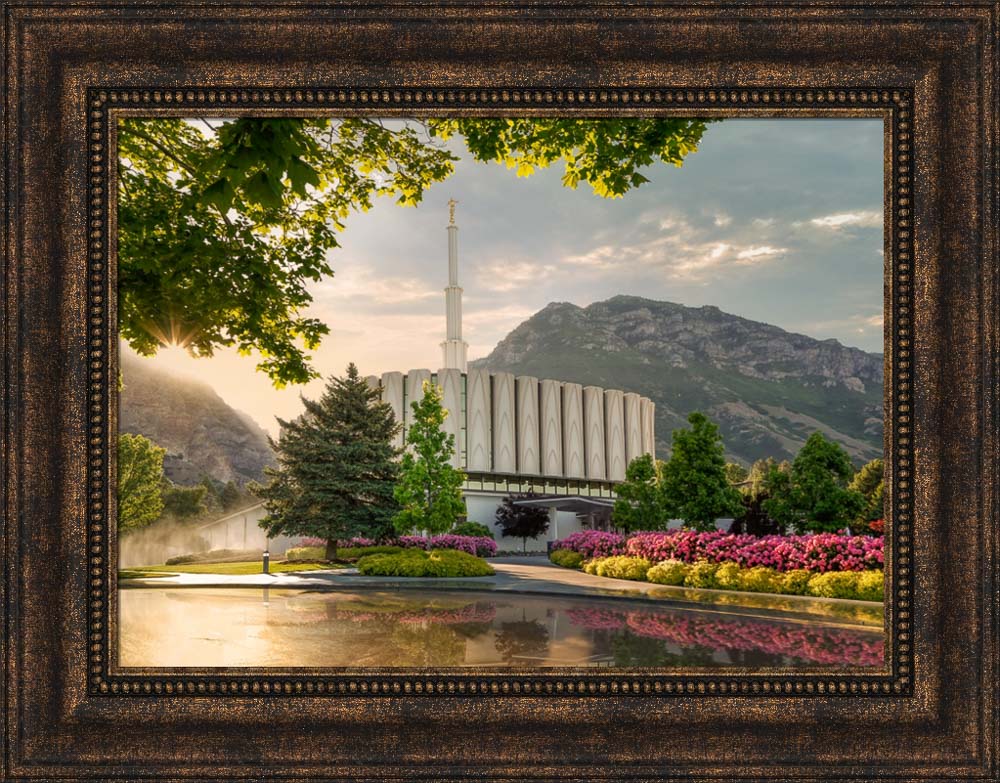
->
[624,392,643,465]
[491,372,516,473]
[437,368,464,468]
[605,389,626,481]
[583,386,606,480]
[466,368,492,471]
[561,382,585,479]
[540,379,563,476]
[380,371,404,449]
[516,375,540,475]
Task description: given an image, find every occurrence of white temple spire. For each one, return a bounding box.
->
[441,199,469,372]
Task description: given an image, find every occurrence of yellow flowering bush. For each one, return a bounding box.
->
[646,559,690,586]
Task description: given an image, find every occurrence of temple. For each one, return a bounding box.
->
[363,202,657,550]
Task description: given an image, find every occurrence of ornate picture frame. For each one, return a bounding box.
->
[2,2,997,780]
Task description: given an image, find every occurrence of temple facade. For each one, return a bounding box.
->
[364,203,656,551]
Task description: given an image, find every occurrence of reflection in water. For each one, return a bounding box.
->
[118,588,884,669]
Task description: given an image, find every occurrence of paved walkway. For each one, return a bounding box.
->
[121,556,883,627]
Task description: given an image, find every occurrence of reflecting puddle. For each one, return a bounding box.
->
[118,588,885,669]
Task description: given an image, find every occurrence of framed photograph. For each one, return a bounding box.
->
[2,2,997,781]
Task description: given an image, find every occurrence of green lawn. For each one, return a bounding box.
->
[119,560,343,577]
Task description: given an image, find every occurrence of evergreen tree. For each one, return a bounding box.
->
[219,480,242,510]
[160,480,209,521]
[658,412,742,531]
[848,457,885,532]
[612,454,667,533]
[118,433,165,533]
[251,363,401,560]
[393,381,467,536]
[763,432,867,534]
[494,494,551,551]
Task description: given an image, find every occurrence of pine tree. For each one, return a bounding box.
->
[393,381,467,536]
[612,454,667,533]
[658,412,742,531]
[251,363,401,560]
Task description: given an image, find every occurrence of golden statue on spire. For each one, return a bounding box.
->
[448,198,458,226]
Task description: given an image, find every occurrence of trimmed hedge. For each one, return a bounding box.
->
[578,556,884,602]
[549,549,586,569]
[356,548,495,578]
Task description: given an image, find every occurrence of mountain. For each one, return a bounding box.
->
[470,295,883,466]
[119,352,275,485]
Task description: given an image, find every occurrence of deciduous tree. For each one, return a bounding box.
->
[118,433,166,533]
[119,118,711,385]
[494,494,551,552]
[763,432,867,534]
[612,454,667,533]
[393,381,467,536]
[658,412,742,531]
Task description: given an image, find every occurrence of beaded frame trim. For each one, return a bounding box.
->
[88,86,912,697]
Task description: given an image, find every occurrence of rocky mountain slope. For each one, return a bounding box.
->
[471,295,883,466]
[119,352,275,485]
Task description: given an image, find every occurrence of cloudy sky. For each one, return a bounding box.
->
[127,118,885,436]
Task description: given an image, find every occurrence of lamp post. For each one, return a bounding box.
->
[262,545,270,574]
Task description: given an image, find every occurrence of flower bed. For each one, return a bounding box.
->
[577,556,884,602]
[396,534,497,558]
[550,530,625,560]
[552,529,882,573]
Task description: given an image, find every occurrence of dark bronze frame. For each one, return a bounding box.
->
[2,2,998,780]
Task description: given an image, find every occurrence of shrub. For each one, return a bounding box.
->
[593,556,652,581]
[780,569,814,595]
[625,529,884,573]
[582,559,600,575]
[396,534,497,558]
[551,530,626,560]
[684,560,720,589]
[855,570,885,602]
[804,570,885,602]
[714,562,743,591]
[356,548,495,578]
[646,559,689,586]
[452,521,493,538]
[549,549,585,569]
[337,545,403,560]
[737,566,783,594]
[284,545,326,561]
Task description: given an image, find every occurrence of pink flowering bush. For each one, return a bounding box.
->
[551,530,625,560]
[301,537,376,548]
[623,530,883,573]
[395,534,497,558]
